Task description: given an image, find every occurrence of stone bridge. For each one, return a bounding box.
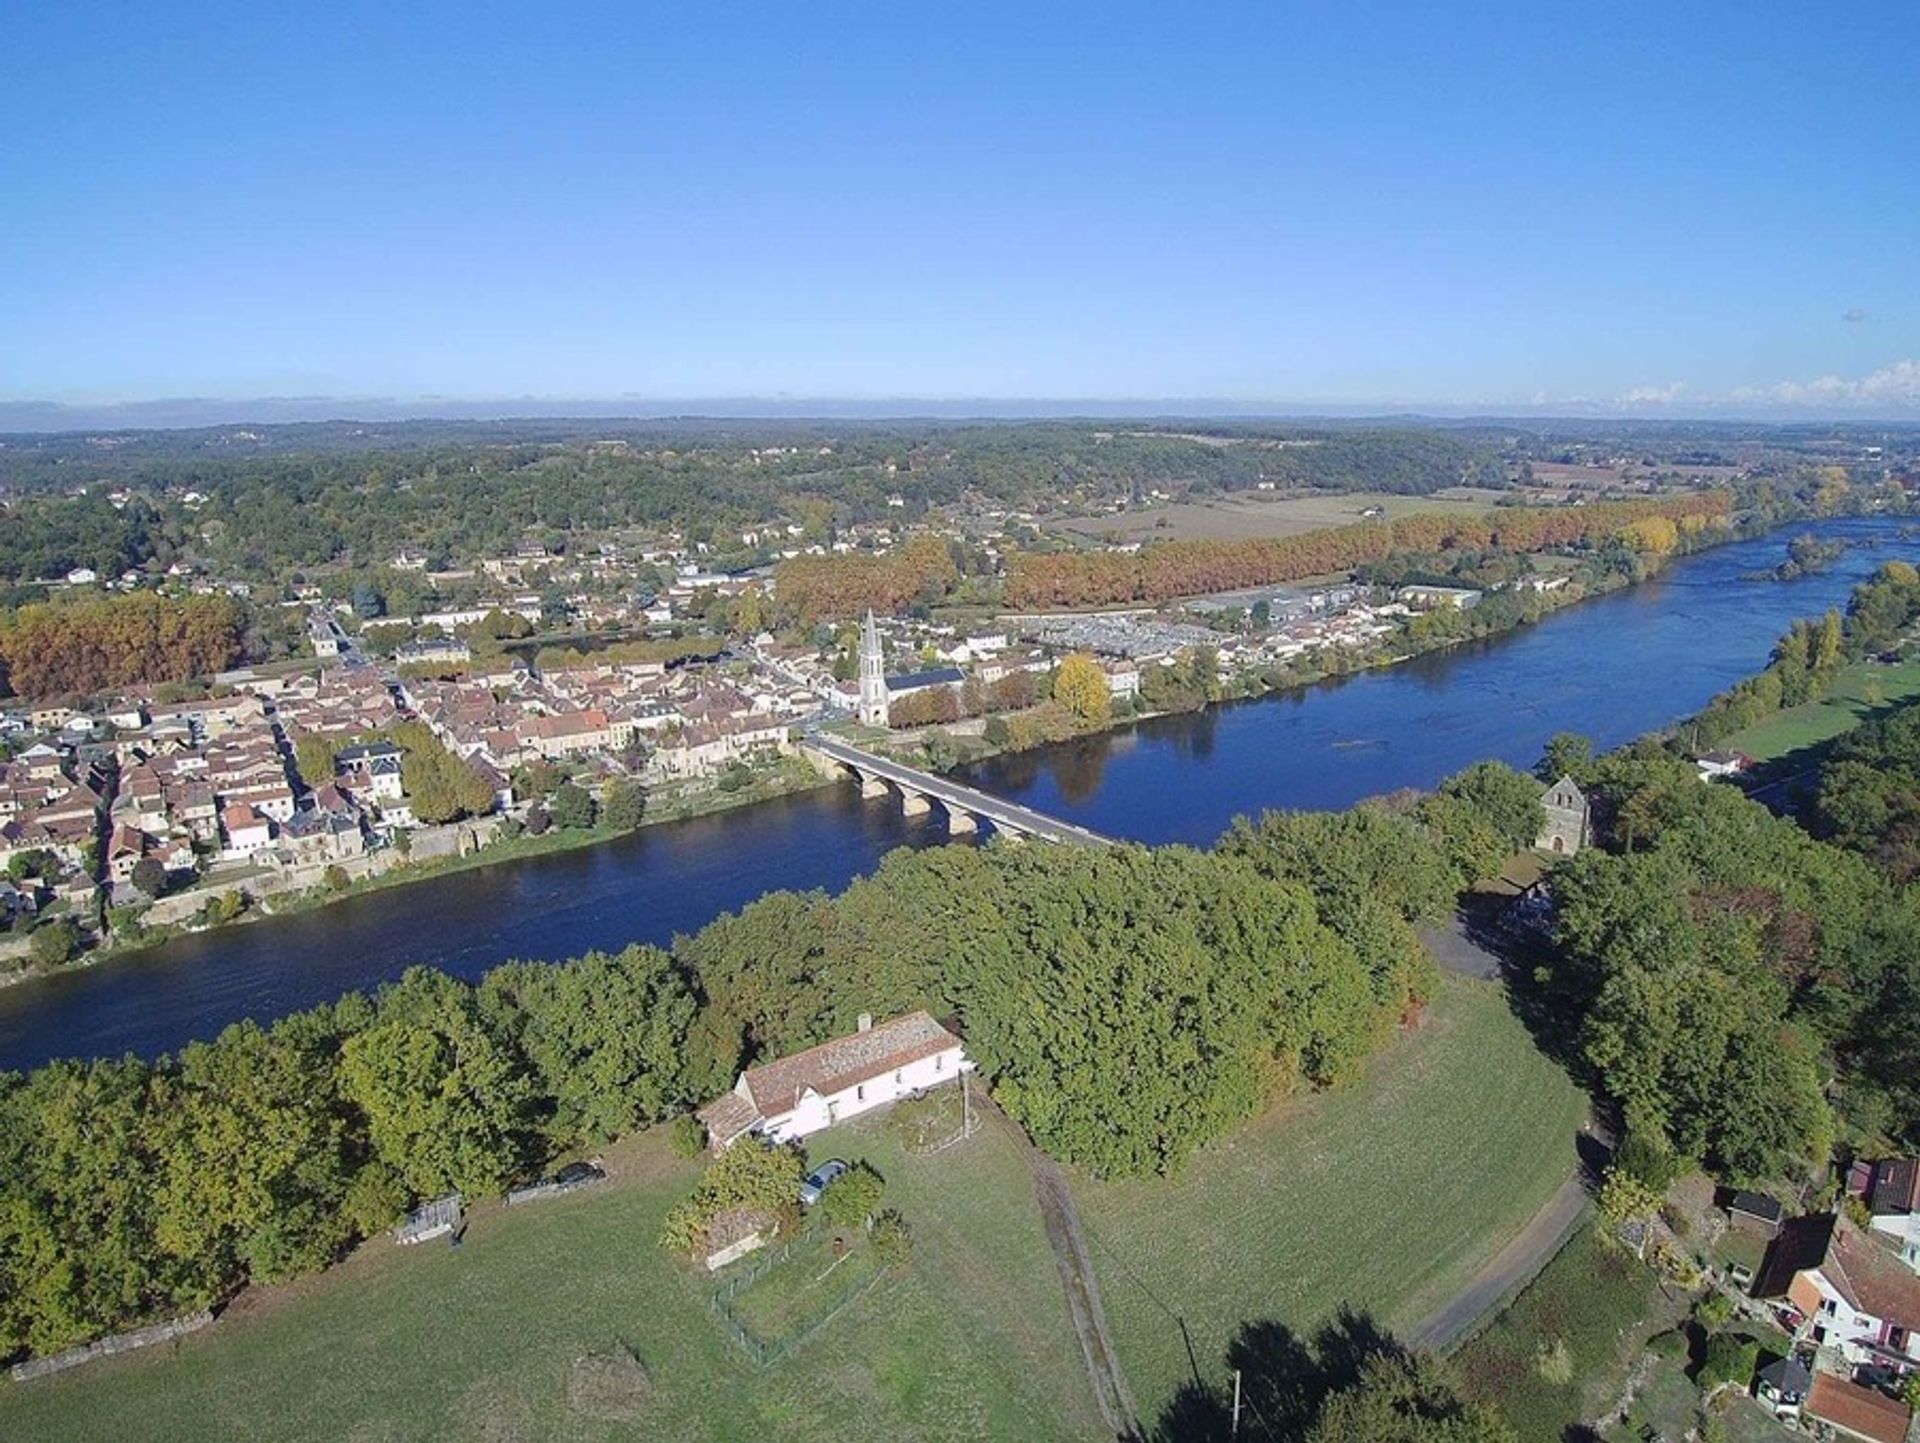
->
[803,736,1115,847]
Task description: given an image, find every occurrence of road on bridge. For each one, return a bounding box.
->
[804,735,1117,848]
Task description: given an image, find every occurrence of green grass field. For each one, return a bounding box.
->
[0,1107,1099,1443]
[1073,976,1587,1426]
[1721,658,1920,764]
[1052,490,1490,546]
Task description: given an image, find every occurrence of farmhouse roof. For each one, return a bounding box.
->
[1828,1217,1920,1321]
[744,1011,960,1115]
[1805,1372,1912,1443]
[1753,1213,1920,1322]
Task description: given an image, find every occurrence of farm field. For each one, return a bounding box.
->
[1073,976,1587,1428]
[1719,656,1920,763]
[1050,489,1493,545]
[0,1103,1099,1443]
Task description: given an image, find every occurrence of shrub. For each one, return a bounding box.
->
[667,1114,707,1159]
[658,1141,805,1257]
[819,1161,885,1229]
[1696,1291,1735,1329]
[28,917,79,967]
[870,1208,913,1269]
[323,864,351,892]
[1697,1332,1758,1392]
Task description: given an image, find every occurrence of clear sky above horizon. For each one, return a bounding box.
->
[4,2,1918,414]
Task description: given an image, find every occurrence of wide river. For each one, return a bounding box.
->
[2,515,1911,1071]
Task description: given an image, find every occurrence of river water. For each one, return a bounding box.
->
[1,515,1910,1071]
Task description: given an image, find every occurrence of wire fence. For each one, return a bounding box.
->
[711,1232,892,1367]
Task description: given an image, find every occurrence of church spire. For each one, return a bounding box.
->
[858,610,889,726]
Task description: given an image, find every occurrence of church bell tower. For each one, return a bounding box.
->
[858,611,889,727]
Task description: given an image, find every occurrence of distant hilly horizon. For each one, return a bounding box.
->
[4,395,1920,435]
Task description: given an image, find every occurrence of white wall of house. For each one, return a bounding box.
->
[760,1046,969,1144]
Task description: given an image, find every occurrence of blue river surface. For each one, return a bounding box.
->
[1,514,1912,1071]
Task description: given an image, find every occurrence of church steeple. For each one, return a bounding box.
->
[858,610,889,726]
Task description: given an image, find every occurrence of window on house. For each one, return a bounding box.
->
[856,1084,864,1101]
[934,1054,944,1073]
[894,1070,903,1085]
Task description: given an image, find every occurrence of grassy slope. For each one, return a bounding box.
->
[1073,977,1586,1423]
[0,1112,1098,1443]
[1721,658,1920,763]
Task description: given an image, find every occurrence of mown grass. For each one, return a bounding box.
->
[1074,976,1587,1424]
[728,1232,882,1347]
[0,1108,1098,1443]
[1453,1224,1665,1440]
[1722,657,1920,763]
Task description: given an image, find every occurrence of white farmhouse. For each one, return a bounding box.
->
[697,1010,970,1149]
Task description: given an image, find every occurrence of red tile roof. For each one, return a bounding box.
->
[1806,1373,1912,1443]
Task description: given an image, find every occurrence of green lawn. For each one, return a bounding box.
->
[1453,1225,1667,1439]
[1721,657,1920,763]
[1074,977,1587,1425]
[725,1231,882,1348]
[0,1108,1099,1443]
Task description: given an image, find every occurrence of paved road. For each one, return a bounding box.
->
[805,736,1117,847]
[1402,1174,1591,1354]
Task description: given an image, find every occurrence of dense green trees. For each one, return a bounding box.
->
[1306,1354,1516,1443]
[1538,752,1920,1177]
[386,720,494,823]
[0,944,701,1361]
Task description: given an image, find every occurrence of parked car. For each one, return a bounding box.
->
[798,1158,849,1207]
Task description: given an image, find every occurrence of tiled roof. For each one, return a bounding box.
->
[1805,1373,1911,1443]
[1829,1218,1920,1322]
[741,1011,960,1116]
[1872,1158,1920,1216]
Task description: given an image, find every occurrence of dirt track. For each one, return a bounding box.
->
[982,1096,1141,1441]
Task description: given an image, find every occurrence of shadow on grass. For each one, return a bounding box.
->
[1148,1307,1400,1443]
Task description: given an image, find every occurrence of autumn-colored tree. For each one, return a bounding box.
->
[1054,653,1111,726]
[0,594,244,700]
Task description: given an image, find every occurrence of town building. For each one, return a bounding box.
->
[858,611,889,727]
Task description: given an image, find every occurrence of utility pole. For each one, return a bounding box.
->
[1230,1368,1242,1438]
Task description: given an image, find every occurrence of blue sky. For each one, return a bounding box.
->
[3,2,1917,414]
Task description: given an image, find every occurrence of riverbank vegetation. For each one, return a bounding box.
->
[0,754,1541,1364]
[1689,559,1920,750]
